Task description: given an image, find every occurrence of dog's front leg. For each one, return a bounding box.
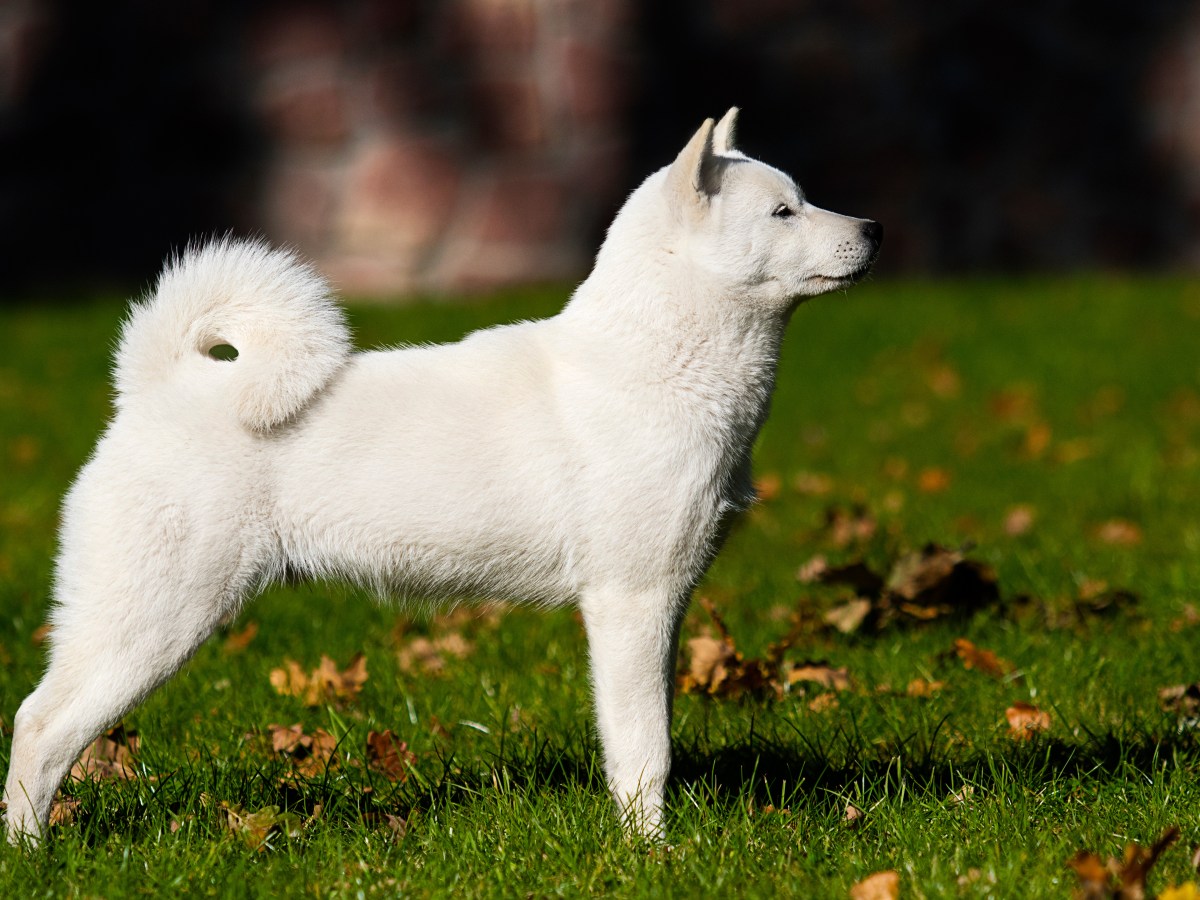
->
[580,590,684,839]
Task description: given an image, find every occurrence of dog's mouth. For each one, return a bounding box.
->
[821,243,882,286]
[808,262,875,290]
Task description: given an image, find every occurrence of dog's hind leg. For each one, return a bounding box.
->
[580,588,686,840]
[3,533,255,846]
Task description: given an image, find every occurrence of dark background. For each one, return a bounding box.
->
[2,0,1197,299]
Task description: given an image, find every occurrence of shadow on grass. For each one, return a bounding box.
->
[33,715,1200,847]
[670,726,1200,819]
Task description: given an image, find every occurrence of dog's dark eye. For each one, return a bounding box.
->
[772,203,794,218]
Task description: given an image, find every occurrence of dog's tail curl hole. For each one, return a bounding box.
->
[207,343,239,361]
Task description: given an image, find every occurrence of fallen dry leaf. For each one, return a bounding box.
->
[1004,504,1036,536]
[319,653,367,696]
[1120,826,1182,898]
[1094,519,1143,547]
[824,505,877,548]
[1170,604,1200,632]
[948,785,975,805]
[1075,580,1138,618]
[11,434,40,465]
[906,678,945,697]
[218,800,304,851]
[918,467,952,493]
[822,598,873,634]
[925,363,962,398]
[363,811,410,840]
[754,472,782,502]
[397,633,474,674]
[1006,702,1051,740]
[268,659,308,699]
[810,544,1000,634]
[787,662,851,692]
[1068,826,1180,900]
[850,870,900,900]
[269,653,367,707]
[888,545,995,606]
[1160,884,1200,900]
[1069,849,1112,900]
[70,725,139,782]
[1159,684,1200,715]
[1024,421,1052,458]
[365,729,416,782]
[427,603,505,633]
[48,796,81,826]
[31,623,51,646]
[953,638,1015,679]
[880,544,999,628]
[682,635,738,693]
[676,598,795,700]
[677,635,776,699]
[796,554,829,584]
[169,815,195,834]
[266,723,338,778]
[807,693,840,712]
[383,813,409,839]
[224,621,259,653]
[957,868,986,888]
[844,802,864,828]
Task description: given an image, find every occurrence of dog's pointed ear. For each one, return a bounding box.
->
[713,107,739,155]
[665,117,719,222]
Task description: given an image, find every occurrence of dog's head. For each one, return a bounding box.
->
[659,108,881,309]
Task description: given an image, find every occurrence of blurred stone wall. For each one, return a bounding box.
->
[2,0,1198,297]
[0,0,634,297]
[248,1,632,293]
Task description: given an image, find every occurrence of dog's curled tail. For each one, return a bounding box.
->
[114,239,352,431]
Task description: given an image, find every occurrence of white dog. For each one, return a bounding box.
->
[3,108,880,844]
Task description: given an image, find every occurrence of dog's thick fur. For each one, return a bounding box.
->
[3,109,880,843]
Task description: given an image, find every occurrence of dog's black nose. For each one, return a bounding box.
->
[862,220,883,246]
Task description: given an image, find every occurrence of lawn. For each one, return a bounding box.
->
[1,275,1199,897]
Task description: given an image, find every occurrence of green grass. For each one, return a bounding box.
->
[2,276,1200,897]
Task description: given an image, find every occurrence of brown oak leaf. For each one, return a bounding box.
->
[269,653,367,707]
[906,678,945,697]
[224,621,259,653]
[1068,826,1180,900]
[953,638,1015,679]
[1159,684,1200,715]
[70,725,139,782]
[850,870,900,900]
[266,723,338,778]
[1094,519,1143,547]
[1006,701,1051,740]
[397,633,474,674]
[218,801,304,851]
[365,729,416,782]
[787,662,851,692]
